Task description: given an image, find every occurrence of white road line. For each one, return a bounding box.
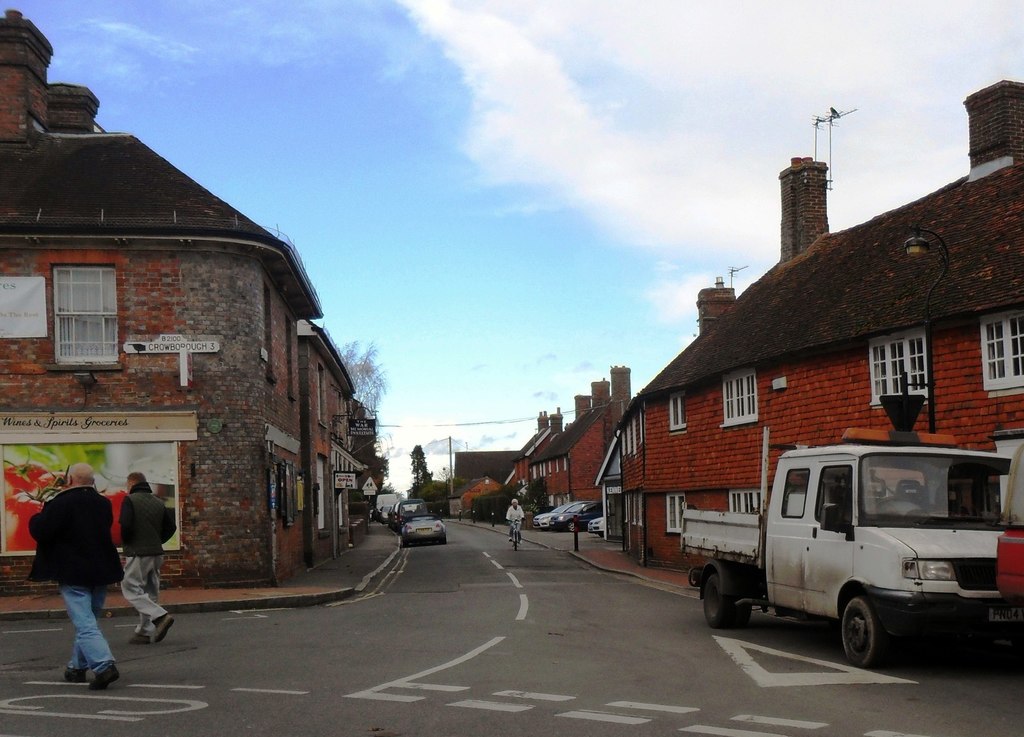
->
[483,552,493,558]
[506,571,523,588]
[732,714,828,729]
[516,593,529,621]
[3,627,62,634]
[865,732,934,737]
[128,684,205,690]
[345,636,505,701]
[399,682,469,692]
[345,691,423,702]
[355,545,402,593]
[490,559,504,570]
[494,690,575,701]
[557,709,651,725]
[680,726,786,737]
[608,701,699,714]
[231,688,309,695]
[713,637,916,688]
[449,699,533,712]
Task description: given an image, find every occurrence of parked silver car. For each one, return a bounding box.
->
[534,501,586,530]
[400,512,447,547]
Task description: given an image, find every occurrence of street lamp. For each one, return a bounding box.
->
[902,226,950,433]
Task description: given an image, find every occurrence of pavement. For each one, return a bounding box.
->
[0,519,695,622]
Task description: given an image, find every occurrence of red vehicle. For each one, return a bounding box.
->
[997,446,1024,604]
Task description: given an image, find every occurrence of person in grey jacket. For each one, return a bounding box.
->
[29,462,123,690]
[119,472,175,645]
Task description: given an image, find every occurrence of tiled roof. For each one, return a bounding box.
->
[0,133,322,317]
[534,408,605,462]
[641,164,1024,398]
[454,450,517,483]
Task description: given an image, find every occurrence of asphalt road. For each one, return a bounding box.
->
[2,522,1022,737]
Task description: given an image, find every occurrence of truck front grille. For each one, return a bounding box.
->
[953,559,997,591]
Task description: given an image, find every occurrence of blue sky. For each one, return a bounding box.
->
[15,1,1022,491]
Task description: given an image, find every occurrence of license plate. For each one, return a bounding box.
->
[415,527,433,535]
[989,607,1024,622]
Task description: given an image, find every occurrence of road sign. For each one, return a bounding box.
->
[124,334,221,354]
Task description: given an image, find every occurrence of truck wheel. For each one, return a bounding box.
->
[842,595,890,668]
[703,572,739,628]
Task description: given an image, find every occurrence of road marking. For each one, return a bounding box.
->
[231,688,309,695]
[494,690,575,701]
[732,714,827,729]
[557,709,650,725]
[506,571,523,588]
[516,593,529,620]
[2,627,62,634]
[449,699,533,712]
[713,637,916,687]
[128,684,205,690]
[0,694,207,721]
[865,732,934,737]
[399,682,468,692]
[223,613,269,620]
[355,544,402,593]
[680,726,786,736]
[608,701,699,714]
[345,636,504,702]
[490,559,504,570]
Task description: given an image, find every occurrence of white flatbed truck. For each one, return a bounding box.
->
[683,428,1023,667]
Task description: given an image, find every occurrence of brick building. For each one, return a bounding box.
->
[0,10,359,590]
[530,367,631,506]
[621,80,1024,570]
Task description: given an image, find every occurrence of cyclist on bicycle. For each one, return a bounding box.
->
[505,498,525,542]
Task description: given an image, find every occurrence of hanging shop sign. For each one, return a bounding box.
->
[348,418,376,436]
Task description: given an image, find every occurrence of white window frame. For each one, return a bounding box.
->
[669,392,686,431]
[869,330,927,403]
[666,493,686,532]
[981,311,1024,391]
[729,489,762,514]
[53,266,118,363]
[722,368,758,426]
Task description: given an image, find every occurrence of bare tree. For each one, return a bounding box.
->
[340,341,388,413]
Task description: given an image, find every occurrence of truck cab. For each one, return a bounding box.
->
[687,429,1021,667]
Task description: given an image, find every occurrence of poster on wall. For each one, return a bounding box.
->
[2,442,180,555]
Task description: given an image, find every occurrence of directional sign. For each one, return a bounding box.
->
[124,334,221,354]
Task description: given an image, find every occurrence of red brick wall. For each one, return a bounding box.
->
[628,320,1024,571]
[0,242,308,591]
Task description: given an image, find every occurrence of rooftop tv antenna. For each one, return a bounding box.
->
[813,106,857,190]
[728,265,747,288]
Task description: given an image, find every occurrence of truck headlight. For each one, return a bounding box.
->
[902,558,956,581]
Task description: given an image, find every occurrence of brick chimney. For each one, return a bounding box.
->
[609,365,631,427]
[697,277,736,334]
[965,80,1024,181]
[591,379,611,408]
[574,394,592,417]
[779,157,828,262]
[550,408,564,433]
[537,411,549,433]
[0,9,52,141]
[47,82,99,133]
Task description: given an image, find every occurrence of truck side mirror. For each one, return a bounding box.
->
[821,503,853,539]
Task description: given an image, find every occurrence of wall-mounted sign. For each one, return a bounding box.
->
[348,418,376,436]
[124,334,221,354]
[0,277,46,337]
[334,472,357,489]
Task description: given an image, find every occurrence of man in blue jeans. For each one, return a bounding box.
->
[29,462,124,690]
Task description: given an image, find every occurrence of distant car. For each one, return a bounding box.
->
[549,501,602,532]
[390,498,429,532]
[588,516,605,536]
[533,502,580,530]
[401,512,447,547]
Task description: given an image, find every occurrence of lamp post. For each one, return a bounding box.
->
[902,226,950,433]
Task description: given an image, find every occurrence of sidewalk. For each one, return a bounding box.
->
[0,519,694,621]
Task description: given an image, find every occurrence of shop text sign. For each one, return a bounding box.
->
[0,411,198,442]
[124,334,221,354]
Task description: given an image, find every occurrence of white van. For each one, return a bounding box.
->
[374,493,399,523]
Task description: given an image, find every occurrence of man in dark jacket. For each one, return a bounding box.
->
[119,471,175,645]
[29,462,123,690]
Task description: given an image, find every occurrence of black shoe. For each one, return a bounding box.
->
[152,613,175,643]
[88,665,119,690]
[64,667,87,683]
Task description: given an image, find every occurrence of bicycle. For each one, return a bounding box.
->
[509,518,522,551]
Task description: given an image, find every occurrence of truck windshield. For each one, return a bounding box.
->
[858,453,1009,528]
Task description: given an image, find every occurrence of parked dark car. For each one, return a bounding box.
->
[532,502,580,530]
[400,512,447,547]
[549,501,602,532]
[389,498,428,532]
